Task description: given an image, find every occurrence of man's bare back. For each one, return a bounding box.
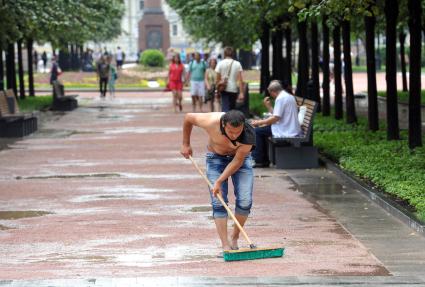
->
[204,113,245,156]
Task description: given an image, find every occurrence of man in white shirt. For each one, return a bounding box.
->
[116,47,125,70]
[250,80,301,167]
[215,47,244,112]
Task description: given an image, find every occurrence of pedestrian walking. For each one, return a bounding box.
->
[215,47,244,112]
[115,46,125,70]
[187,52,207,112]
[204,58,220,112]
[108,55,118,99]
[96,55,110,98]
[41,51,48,73]
[168,54,185,112]
[49,56,61,85]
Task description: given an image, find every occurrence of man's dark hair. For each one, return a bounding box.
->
[222,110,245,127]
[223,47,234,58]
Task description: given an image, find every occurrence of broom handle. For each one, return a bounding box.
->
[188,155,253,246]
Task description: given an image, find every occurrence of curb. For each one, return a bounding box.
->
[320,155,425,236]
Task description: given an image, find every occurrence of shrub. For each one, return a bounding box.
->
[313,113,425,222]
[140,49,165,67]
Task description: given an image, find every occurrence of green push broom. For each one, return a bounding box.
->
[189,156,284,261]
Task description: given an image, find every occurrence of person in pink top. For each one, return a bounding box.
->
[168,54,185,112]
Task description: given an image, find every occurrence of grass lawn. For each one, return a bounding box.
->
[17,95,53,112]
[249,92,425,222]
[377,90,425,105]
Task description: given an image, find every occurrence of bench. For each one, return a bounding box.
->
[51,80,78,111]
[268,96,319,169]
[0,90,38,137]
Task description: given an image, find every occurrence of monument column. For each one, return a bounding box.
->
[138,0,170,54]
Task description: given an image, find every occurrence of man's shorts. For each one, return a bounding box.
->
[190,81,205,97]
[205,152,254,218]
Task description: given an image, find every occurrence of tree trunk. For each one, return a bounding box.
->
[79,45,84,70]
[311,20,321,111]
[322,17,331,116]
[272,28,285,81]
[365,13,379,131]
[285,27,292,86]
[6,43,17,96]
[333,25,343,120]
[0,49,4,91]
[296,20,309,98]
[342,20,357,124]
[17,39,25,99]
[399,31,408,91]
[27,39,35,97]
[260,21,270,93]
[408,0,422,148]
[385,0,400,140]
[239,49,252,70]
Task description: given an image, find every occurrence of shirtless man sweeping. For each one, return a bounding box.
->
[180,110,255,251]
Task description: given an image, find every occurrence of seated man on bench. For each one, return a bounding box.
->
[250,80,301,168]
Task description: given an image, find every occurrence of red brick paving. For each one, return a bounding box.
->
[0,92,388,279]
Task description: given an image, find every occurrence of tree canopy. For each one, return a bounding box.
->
[0,0,125,48]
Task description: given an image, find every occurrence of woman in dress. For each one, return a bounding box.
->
[168,54,185,112]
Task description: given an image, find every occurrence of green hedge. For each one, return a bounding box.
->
[140,49,165,67]
[314,115,425,222]
[377,90,425,105]
[249,92,425,222]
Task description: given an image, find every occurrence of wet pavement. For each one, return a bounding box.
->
[0,91,424,286]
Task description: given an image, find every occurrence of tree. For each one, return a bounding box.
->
[311,19,321,110]
[284,26,293,86]
[385,0,400,140]
[260,20,271,93]
[342,20,357,124]
[408,0,422,148]
[0,50,4,91]
[166,0,260,49]
[365,1,379,131]
[333,25,344,119]
[296,19,310,98]
[322,16,331,116]
[272,25,285,82]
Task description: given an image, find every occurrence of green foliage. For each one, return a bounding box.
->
[166,0,260,49]
[140,50,165,67]
[17,95,52,112]
[377,90,425,105]
[0,0,125,48]
[249,92,268,116]
[313,112,425,222]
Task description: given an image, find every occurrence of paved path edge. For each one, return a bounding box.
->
[320,155,425,236]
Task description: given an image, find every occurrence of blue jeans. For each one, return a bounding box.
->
[252,125,272,164]
[205,152,254,218]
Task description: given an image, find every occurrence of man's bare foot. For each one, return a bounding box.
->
[222,244,231,251]
[230,236,239,250]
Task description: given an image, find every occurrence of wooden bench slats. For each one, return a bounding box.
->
[5,89,21,114]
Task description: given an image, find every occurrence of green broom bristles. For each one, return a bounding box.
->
[223,247,284,261]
